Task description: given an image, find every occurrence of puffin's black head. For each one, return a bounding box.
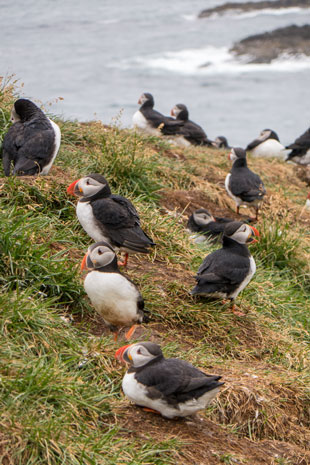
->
[171,104,189,121]
[138,93,154,108]
[11,99,41,123]
[115,342,163,367]
[67,173,112,199]
[223,221,259,244]
[214,136,229,148]
[259,129,280,142]
[191,208,215,226]
[81,240,117,272]
[228,147,246,162]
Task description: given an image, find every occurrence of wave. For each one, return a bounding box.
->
[125,46,310,75]
[207,7,310,20]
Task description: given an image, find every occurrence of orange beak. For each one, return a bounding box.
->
[80,253,88,272]
[249,225,260,243]
[115,344,132,363]
[170,108,175,117]
[67,179,80,196]
[138,97,142,104]
[228,152,231,160]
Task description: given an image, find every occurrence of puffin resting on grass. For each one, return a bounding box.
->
[191,221,259,315]
[67,174,155,266]
[187,208,243,243]
[81,241,148,341]
[225,147,266,221]
[1,98,61,176]
[115,342,223,419]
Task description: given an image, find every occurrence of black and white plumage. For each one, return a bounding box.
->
[115,342,223,419]
[246,129,285,159]
[67,174,155,264]
[191,222,259,307]
[132,93,184,136]
[225,147,266,220]
[1,98,61,176]
[81,241,147,340]
[187,208,236,243]
[285,127,310,165]
[170,104,213,147]
[212,136,230,149]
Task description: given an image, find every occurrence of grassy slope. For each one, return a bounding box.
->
[1,81,310,465]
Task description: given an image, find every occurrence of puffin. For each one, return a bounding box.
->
[246,129,285,159]
[81,241,148,340]
[1,98,61,176]
[67,174,155,266]
[225,147,266,220]
[170,104,213,147]
[285,127,310,165]
[132,93,184,136]
[187,208,239,243]
[115,342,223,419]
[212,136,230,149]
[191,221,259,314]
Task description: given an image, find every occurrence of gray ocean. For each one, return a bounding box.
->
[1,0,310,146]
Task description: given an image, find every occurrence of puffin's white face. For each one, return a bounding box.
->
[138,94,148,105]
[88,244,115,269]
[193,210,215,226]
[10,106,20,123]
[230,224,257,244]
[228,149,238,163]
[259,129,271,141]
[124,344,158,367]
[171,106,180,118]
[77,177,105,198]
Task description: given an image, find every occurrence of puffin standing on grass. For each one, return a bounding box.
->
[246,129,285,159]
[81,241,148,340]
[1,98,61,176]
[170,103,213,147]
[187,208,240,243]
[67,174,155,266]
[285,127,310,165]
[191,221,259,315]
[132,93,184,136]
[225,147,266,220]
[115,342,223,418]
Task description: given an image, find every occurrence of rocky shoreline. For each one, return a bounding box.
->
[230,25,310,64]
[198,0,310,18]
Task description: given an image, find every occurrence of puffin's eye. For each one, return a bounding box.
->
[137,348,142,355]
[97,249,103,255]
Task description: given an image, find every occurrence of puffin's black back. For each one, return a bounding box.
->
[2,100,55,176]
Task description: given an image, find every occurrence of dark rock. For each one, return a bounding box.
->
[199,0,310,18]
[230,25,310,64]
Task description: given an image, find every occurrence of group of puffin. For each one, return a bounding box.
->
[0,96,308,419]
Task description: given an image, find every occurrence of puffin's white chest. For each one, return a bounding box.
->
[230,255,256,299]
[168,135,191,147]
[122,372,220,419]
[132,110,160,136]
[41,119,61,175]
[291,149,310,165]
[251,139,286,159]
[84,271,140,326]
[76,201,109,243]
[225,173,242,206]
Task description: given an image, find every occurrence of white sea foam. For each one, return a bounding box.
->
[129,46,310,75]
[207,7,310,20]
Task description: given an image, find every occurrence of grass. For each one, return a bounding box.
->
[1,78,310,464]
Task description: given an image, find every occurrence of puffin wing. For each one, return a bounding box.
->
[92,197,154,251]
[286,128,310,154]
[230,168,266,202]
[139,358,222,404]
[246,137,262,151]
[146,109,184,135]
[2,123,25,175]
[197,250,249,284]
[179,121,212,146]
